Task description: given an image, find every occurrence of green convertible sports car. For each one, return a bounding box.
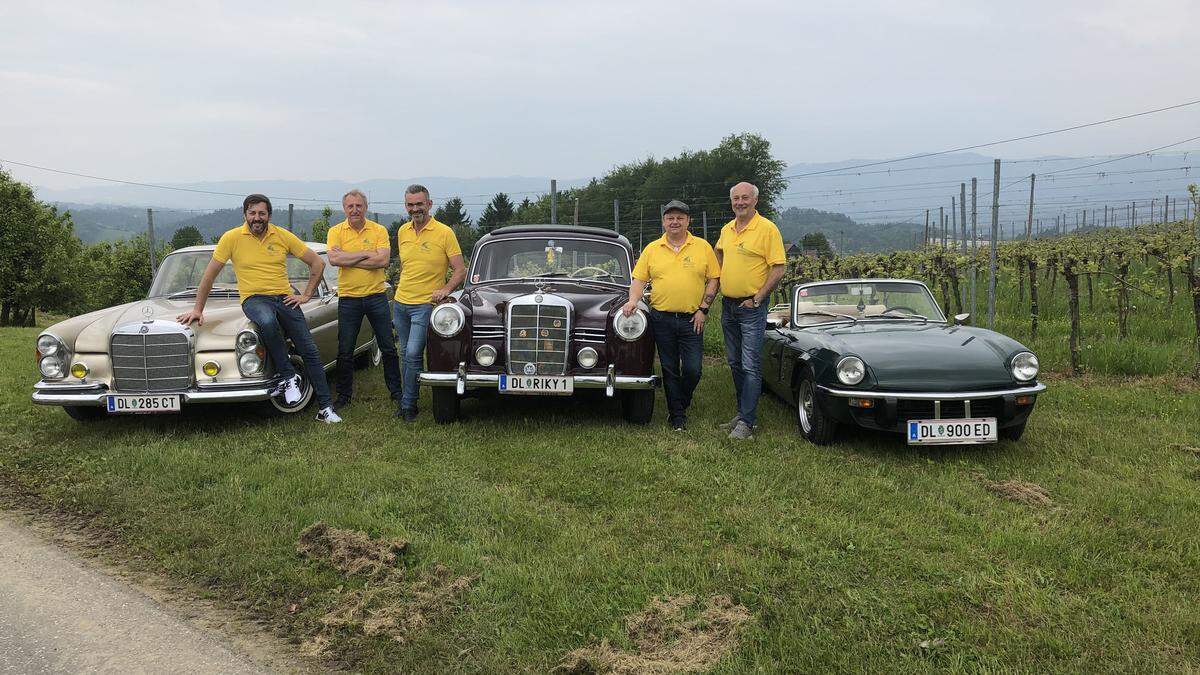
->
[761,279,1045,446]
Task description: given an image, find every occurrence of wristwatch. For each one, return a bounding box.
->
[698,306,710,315]
[752,298,761,308]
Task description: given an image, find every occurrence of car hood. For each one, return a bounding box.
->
[463,280,626,327]
[50,296,249,353]
[813,321,1029,391]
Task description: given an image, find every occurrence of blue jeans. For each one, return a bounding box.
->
[721,298,767,427]
[242,294,332,409]
[390,302,433,410]
[336,292,402,403]
[649,309,704,425]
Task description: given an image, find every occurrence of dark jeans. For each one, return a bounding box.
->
[649,309,704,425]
[390,302,433,411]
[242,294,332,408]
[721,297,767,427]
[335,292,402,403]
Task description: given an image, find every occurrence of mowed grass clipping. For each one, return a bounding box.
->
[2,324,1199,671]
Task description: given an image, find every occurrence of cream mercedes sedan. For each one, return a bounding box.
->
[32,243,381,420]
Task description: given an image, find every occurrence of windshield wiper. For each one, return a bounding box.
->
[876,308,929,322]
[796,310,858,323]
[167,287,238,299]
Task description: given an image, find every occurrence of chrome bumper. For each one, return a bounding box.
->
[418,363,658,397]
[817,382,1046,400]
[32,379,277,407]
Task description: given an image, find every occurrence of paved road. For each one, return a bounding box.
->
[0,513,266,674]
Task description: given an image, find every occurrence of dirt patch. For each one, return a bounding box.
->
[556,594,752,674]
[296,521,408,578]
[1170,443,1200,458]
[983,479,1053,507]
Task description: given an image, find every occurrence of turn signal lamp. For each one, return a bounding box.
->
[848,398,875,408]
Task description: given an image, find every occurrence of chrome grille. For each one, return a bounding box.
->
[111,323,192,392]
[507,297,570,375]
[472,324,504,340]
[896,397,1002,420]
[572,327,606,344]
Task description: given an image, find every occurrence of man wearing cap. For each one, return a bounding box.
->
[176,193,341,423]
[715,182,786,440]
[621,200,720,431]
[327,188,402,412]
[392,184,467,422]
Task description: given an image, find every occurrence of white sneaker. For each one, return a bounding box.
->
[270,375,303,405]
[315,407,342,424]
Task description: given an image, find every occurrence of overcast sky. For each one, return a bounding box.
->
[2,0,1197,191]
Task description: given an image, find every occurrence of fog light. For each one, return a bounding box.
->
[1015,395,1033,406]
[70,362,89,379]
[202,361,221,377]
[577,347,598,368]
[848,398,874,408]
[475,344,496,367]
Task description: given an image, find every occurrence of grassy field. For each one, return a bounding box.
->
[3,321,1199,672]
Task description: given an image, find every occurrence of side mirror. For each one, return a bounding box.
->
[954,313,971,325]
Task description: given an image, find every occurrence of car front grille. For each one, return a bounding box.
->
[507,299,570,375]
[896,397,1003,421]
[472,324,504,340]
[572,327,606,344]
[111,325,192,392]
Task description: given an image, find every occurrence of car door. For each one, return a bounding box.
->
[304,280,340,366]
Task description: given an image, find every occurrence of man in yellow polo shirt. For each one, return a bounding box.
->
[176,194,340,423]
[392,184,467,422]
[327,188,402,412]
[622,200,719,431]
[715,182,786,440]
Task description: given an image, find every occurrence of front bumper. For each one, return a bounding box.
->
[815,382,1046,432]
[419,363,658,397]
[32,379,278,407]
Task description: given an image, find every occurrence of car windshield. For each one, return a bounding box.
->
[148,251,330,298]
[469,237,631,285]
[793,281,944,326]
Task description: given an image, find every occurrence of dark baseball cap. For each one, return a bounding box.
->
[661,200,690,216]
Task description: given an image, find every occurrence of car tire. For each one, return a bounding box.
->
[354,340,382,369]
[260,357,315,416]
[63,405,105,422]
[1000,421,1027,441]
[621,389,654,424]
[795,375,837,445]
[431,387,460,424]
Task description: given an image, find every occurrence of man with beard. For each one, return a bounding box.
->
[392,184,467,422]
[326,189,402,412]
[176,194,340,423]
[715,182,785,440]
[621,200,720,431]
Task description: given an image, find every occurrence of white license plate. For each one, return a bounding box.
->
[907,417,997,445]
[498,375,573,395]
[106,394,181,414]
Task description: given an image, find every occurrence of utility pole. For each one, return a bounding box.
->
[702,211,708,241]
[573,198,579,226]
[1026,173,1036,241]
[988,159,999,329]
[550,179,558,224]
[146,208,157,276]
[287,203,294,232]
[613,199,620,233]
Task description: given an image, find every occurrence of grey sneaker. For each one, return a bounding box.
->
[728,420,754,440]
[719,414,741,430]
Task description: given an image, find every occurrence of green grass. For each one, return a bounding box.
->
[3,323,1199,672]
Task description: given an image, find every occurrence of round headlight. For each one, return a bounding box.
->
[475,344,496,367]
[70,362,89,379]
[238,351,263,376]
[836,356,866,385]
[37,334,61,356]
[613,310,647,341]
[577,346,598,368]
[1011,351,1039,382]
[202,361,221,377]
[236,330,259,352]
[39,356,65,379]
[431,303,465,338]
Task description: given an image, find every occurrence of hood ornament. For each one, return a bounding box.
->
[141,306,154,318]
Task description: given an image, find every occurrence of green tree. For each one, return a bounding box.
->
[801,231,833,257]
[309,206,333,243]
[170,225,204,250]
[0,170,83,325]
[435,197,472,227]
[78,234,171,311]
[477,192,515,233]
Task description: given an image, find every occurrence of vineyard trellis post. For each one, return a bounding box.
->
[146,208,157,276]
[951,197,957,250]
[959,183,967,254]
[613,199,619,233]
[970,178,977,318]
[988,159,999,328]
[287,203,294,232]
[1026,173,1036,241]
[924,209,930,250]
[702,211,707,241]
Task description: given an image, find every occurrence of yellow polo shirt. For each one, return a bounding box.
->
[394,218,462,304]
[633,233,720,313]
[715,212,786,298]
[327,219,390,297]
[212,223,309,303]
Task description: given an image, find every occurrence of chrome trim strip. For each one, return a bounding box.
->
[817,383,1046,401]
[32,385,275,406]
[419,372,659,391]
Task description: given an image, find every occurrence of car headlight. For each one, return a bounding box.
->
[1011,351,1039,381]
[37,334,63,356]
[39,356,66,379]
[238,351,264,376]
[431,303,465,338]
[577,347,598,368]
[236,330,259,352]
[613,310,647,341]
[475,344,496,367]
[836,356,866,385]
